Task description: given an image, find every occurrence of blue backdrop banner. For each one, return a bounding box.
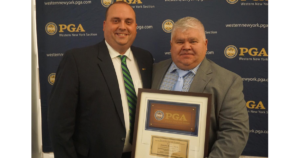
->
[36,0,268,156]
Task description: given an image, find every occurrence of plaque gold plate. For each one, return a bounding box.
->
[150,136,189,158]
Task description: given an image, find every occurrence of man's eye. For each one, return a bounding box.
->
[126,21,132,24]
[177,41,184,44]
[112,19,119,23]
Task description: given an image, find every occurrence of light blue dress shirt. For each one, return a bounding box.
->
[159,62,201,92]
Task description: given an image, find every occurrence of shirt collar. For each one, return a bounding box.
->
[169,62,201,75]
[105,40,133,61]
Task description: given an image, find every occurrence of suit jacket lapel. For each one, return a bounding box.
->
[189,58,212,93]
[97,40,125,128]
[152,59,172,90]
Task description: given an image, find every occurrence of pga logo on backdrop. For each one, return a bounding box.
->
[224,45,268,59]
[45,22,85,35]
[162,19,174,33]
[246,100,266,110]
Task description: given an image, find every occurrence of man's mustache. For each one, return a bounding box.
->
[179,51,194,55]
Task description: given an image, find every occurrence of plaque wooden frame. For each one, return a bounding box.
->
[131,89,212,158]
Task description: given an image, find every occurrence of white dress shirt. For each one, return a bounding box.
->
[105,41,143,152]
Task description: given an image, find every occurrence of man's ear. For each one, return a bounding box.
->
[103,21,106,31]
[135,23,137,33]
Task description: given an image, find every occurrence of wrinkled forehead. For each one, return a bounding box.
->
[174,25,204,33]
[172,27,204,39]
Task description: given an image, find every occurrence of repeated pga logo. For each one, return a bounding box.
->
[101,0,114,7]
[45,22,97,37]
[48,73,56,85]
[162,19,175,33]
[224,45,268,61]
[45,22,58,35]
[246,100,267,114]
[226,0,239,4]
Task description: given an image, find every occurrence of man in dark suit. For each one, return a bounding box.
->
[48,2,153,158]
[152,17,249,158]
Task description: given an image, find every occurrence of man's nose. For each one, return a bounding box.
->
[182,42,191,50]
[118,21,126,30]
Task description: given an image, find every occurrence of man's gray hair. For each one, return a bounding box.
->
[171,17,206,40]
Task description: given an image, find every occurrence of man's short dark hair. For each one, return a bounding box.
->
[105,1,135,20]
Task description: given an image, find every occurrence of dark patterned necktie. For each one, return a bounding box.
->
[118,55,137,144]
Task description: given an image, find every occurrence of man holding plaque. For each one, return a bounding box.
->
[48,2,153,158]
[152,17,249,158]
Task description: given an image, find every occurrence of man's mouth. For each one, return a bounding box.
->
[180,52,193,56]
[116,33,128,37]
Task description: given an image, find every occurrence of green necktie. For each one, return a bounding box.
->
[118,55,137,144]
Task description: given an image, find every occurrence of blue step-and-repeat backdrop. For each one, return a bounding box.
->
[36,0,268,157]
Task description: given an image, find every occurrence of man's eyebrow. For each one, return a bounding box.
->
[110,17,120,20]
[125,18,134,21]
[110,17,134,21]
[188,38,198,41]
[175,38,185,41]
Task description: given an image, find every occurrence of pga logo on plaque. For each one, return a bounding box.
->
[154,110,164,121]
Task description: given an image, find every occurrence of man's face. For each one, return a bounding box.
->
[103,3,137,53]
[170,27,208,70]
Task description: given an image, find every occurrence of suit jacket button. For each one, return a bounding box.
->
[121,138,125,141]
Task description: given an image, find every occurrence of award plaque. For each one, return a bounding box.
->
[131,89,212,158]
